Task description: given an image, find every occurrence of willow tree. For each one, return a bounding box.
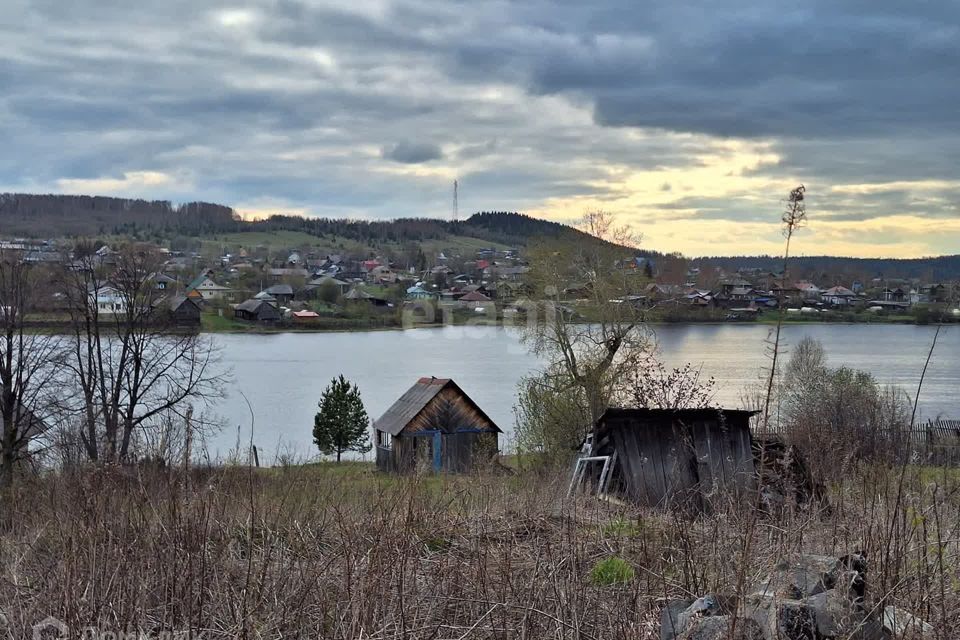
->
[516,211,651,454]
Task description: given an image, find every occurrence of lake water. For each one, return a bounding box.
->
[205,324,958,462]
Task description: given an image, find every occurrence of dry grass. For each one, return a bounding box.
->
[0,461,957,639]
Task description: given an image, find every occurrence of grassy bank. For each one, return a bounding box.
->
[0,460,957,638]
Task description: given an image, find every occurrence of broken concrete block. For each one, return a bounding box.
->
[753,553,866,601]
[660,599,695,640]
[676,616,764,640]
[803,589,881,638]
[660,595,734,640]
[882,607,934,639]
[742,594,817,640]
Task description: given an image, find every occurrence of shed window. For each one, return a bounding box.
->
[378,430,391,449]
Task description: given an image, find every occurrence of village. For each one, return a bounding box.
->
[5,236,957,330]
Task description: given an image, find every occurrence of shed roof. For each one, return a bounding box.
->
[459,290,491,302]
[596,407,758,436]
[600,407,758,420]
[236,298,275,313]
[266,283,294,295]
[167,294,199,311]
[374,377,501,436]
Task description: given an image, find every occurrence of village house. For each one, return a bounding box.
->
[822,285,858,306]
[374,377,501,473]
[794,281,822,301]
[263,283,295,304]
[90,285,126,315]
[368,265,398,285]
[302,276,351,298]
[882,287,909,303]
[151,272,178,291]
[922,283,948,303]
[186,274,234,301]
[719,278,753,296]
[405,285,437,300]
[234,298,281,323]
[344,287,391,307]
[165,295,202,327]
[456,289,494,309]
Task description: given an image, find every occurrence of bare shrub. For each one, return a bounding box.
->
[514,365,592,466]
[782,337,912,476]
[615,355,716,409]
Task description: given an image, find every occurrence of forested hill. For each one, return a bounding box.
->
[699,254,960,284]
[2,193,958,280]
[0,193,239,236]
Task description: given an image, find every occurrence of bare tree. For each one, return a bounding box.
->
[520,211,651,450]
[617,355,716,410]
[60,243,226,463]
[0,251,64,486]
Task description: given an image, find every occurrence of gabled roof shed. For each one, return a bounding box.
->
[374,377,501,473]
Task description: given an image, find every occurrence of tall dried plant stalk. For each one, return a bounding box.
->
[760,185,807,434]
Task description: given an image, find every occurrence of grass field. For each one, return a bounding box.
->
[1,457,955,638]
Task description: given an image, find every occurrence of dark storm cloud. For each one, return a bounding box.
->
[498,0,960,140]
[0,0,958,255]
[382,141,444,164]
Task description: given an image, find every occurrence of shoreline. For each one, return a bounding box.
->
[21,315,957,335]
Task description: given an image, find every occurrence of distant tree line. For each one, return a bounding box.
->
[697,254,960,283]
[0,194,241,237]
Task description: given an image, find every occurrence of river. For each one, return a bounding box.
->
[204,324,958,462]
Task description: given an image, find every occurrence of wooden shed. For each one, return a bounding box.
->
[165,295,202,327]
[234,298,281,323]
[586,408,757,512]
[374,377,501,473]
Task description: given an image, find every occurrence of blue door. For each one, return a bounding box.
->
[432,431,443,472]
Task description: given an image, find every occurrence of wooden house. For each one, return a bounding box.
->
[344,287,391,307]
[584,408,757,512]
[374,377,501,473]
[264,283,295,304]
[165,295,202,327]
[234,298,281,323]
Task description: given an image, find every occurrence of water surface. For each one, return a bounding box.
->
[206,324,958,461]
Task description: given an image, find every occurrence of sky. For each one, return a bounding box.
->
[2,1,959,258]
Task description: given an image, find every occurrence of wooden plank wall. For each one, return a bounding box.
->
[610,415,755,511]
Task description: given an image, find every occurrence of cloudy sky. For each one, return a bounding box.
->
[2,1,959,257]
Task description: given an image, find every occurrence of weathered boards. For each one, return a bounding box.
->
[374,377,501,473]
[591,408,757,511]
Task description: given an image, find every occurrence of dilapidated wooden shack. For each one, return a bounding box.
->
[374,377,501,473]
[587,408,757,511]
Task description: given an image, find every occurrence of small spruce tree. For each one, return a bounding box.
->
[313,375,371,462]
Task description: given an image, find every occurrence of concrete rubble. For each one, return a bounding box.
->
[661,554,934,640]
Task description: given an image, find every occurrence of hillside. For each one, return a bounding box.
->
[2,192,959,280]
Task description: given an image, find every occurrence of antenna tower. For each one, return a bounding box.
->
[452,179,459,222]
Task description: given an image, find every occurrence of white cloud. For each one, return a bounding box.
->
[56,171,186,196]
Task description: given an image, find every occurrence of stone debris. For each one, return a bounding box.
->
[661,553,933,640]
[881,607,935,639]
